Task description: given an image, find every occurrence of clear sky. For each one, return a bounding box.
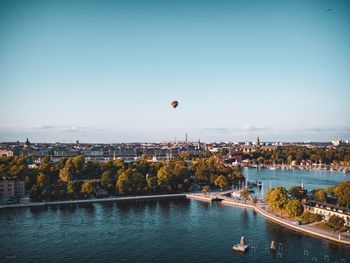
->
[0,0,349,143]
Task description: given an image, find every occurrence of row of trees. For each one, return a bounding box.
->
[313,181,350,207]
[0,155,243,201]
[265,186,305,216]
[245,146,350,166]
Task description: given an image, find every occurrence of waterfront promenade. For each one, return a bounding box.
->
[186,193,350,246]
[0,193,186,210]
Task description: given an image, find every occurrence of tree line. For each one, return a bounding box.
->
[0,155,243,201]
[245,146,350,166]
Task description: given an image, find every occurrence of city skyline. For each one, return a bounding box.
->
[1,0,350,143]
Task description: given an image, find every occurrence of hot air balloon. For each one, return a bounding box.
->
[171,100,178,108]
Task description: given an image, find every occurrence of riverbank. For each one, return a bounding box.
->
[186,193,350,246]
[244,164,350,173]
[0,193,186,210]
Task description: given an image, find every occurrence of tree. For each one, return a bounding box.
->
[285,199,304,217]
[334,181,350,206]
[241,188,250,203]
[298,211,321,224]
[36,172,50,189]
[72,155,85,171]
[100,171,115,193]
[288,186,305,201]
[265,186,289,214]
[59,158,76,183]
[81,181,96,197]
[116,170,132,195]
[327,215,345,231]
[116,168,145,195]
[214,175,227,191]
[202,185,209,195]
[157,165,173,192]
[314,189,327,202]
[146,175,158,193]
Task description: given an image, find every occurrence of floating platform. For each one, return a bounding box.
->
[232,244,249,252]
[232,237,249,252]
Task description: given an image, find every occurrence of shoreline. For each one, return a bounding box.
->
[0,193,186,210]
[243,165,350,173]
[186,193,350,247]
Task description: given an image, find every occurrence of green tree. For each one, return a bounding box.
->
[327,215,345,231]
[334,181,350,206]
[298,211,321,224]
[100,171,115,193]
[214,175,227,191]
[288,186,305,201]
[116,168,145,195]
[146,175,158,193]
[285,199,304,217]
[265,186,289,214]
[314,189,327,202]
[241,188,250,203]
[157,165,173,192]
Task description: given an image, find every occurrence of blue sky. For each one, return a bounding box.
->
[0,0,349,143]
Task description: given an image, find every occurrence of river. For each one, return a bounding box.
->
[0,169,349,262]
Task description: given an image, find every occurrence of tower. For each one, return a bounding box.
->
[301,179,304,191]
[256,136,261,148]
[24,138,31,148]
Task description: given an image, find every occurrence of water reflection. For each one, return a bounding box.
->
[78,203,95,214]
[29,205,48,214]
[158,200,170,217]
[240,209,249,226]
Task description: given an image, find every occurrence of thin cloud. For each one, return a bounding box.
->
[241,124,266,131]
[307,127,350,133]
[59,126,86,132]
[32,124,54,130]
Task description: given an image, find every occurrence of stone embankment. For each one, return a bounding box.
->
[186,193,350,246]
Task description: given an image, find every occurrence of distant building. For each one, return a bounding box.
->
[304,200,350,227]
[241,145,256,154]
[0,180,25,197]
[332,139,343,147]
[0,149,14,157]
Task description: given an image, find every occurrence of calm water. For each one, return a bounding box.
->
[0,169,350,263]
[243,167,350,191]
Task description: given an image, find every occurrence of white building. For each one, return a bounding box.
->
[304,200,350,227]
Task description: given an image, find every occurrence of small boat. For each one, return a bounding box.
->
[232,237,249,252]
[257,181,263,188]
[270,241,276,252]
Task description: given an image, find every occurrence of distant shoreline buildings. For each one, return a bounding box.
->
[0,137,349,161]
